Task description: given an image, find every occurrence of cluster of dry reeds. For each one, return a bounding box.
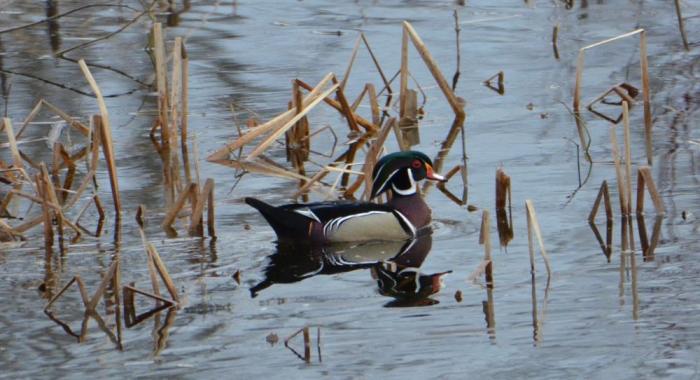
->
[149,23,216,239]
[207,21,467,204]
[0,60,121,248]
[0,19,223,351]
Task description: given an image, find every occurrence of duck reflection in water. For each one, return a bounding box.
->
[250,233,449,307]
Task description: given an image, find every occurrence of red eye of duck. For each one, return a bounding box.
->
[411,159,422,169]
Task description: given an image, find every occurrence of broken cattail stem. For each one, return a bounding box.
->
[480,209,493,287]
[673,0,690,51]
[525,200,552,277]
[639,31,652,166]
[136,205,162,297]
[37,174,54,250]
[610,125,628,216]
[78,57,122,217]
[147,243,180,303]
[44,276,90,312]
[294,79,379,131]
[622,101,633,214]
[452,10,461,91]
[588,180,613,223]
[3,118,24,172]
[170,36,183,153]
[86,260,119,312]
[207,73,334,160]
[403,21,464,117]
[332,78,361,133]
[340,34,362,92]
[162,182,197,230]
[181,38,190,148]
[152,23,170,147]
[1,118,25,211]
[495,168,511,211]
[399,26,409,118]
[247,83,339,159]
[189,179,215,237]
[552,23,560,60]
[303,326,311,363]
[206,179,216,238]
[636,166,665,216]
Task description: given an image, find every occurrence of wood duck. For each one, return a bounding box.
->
[245,151,446,244]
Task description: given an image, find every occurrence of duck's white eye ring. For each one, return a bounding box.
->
[411,159,422,169]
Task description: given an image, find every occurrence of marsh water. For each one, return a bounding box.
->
[1,1,700,378]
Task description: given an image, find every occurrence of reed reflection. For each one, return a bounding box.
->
[251,233,449,307]
[45,0,61,53]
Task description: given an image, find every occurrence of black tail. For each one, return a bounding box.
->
[245,197,313,241]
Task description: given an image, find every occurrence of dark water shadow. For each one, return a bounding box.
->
[250,233,449,307]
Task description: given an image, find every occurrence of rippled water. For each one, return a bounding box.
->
[1,1,699,378]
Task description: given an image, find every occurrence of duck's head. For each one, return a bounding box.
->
[370,150,446,199]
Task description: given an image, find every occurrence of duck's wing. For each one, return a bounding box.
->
[247,198,415,242]
[297,202,415,242]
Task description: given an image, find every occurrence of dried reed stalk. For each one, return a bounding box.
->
[525,200,552,277]
[360,118,394,200]
[495,168,513,247]
[331,76,361,133]
[573,29,652,165]
[495,168,511,211]
[285,326,314,363]
[170,36,183,153]
[622,101,633,214]
[468,210,494,286]
[586,83,638,124]
[44,276,89,311]
[15,99,89,139]
[403,21,464,115]
[122,285,175,327]
[180,38,190,140]
[398,89,420,146]
[37,173,54,249]
[74,195,105,237]
[40,164,64,243]
[153,23,170,146]
[294,79,378,131]
[435,165,467,206]
[350,84,381,126]
[208,73,334,161]
[78,60,122,218]
[391,118,410,152]
[189,178,215,237]
[636,166,665,215]
[0,219,23,241]
[147,243,180,303]
[480,210,493,287]
[1,118,25,211]
[552,23,560,60]
[2,118,24,171]
[247,83,340,159]
[610,125,628,215]
[162,182,197,230]
[673,0,690,51]
[484,71,505,95]
[86,260,119,312]
[340,34,362,92]
[400,26,409,118]
[638,215,662,261]
[588,180,613,223]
